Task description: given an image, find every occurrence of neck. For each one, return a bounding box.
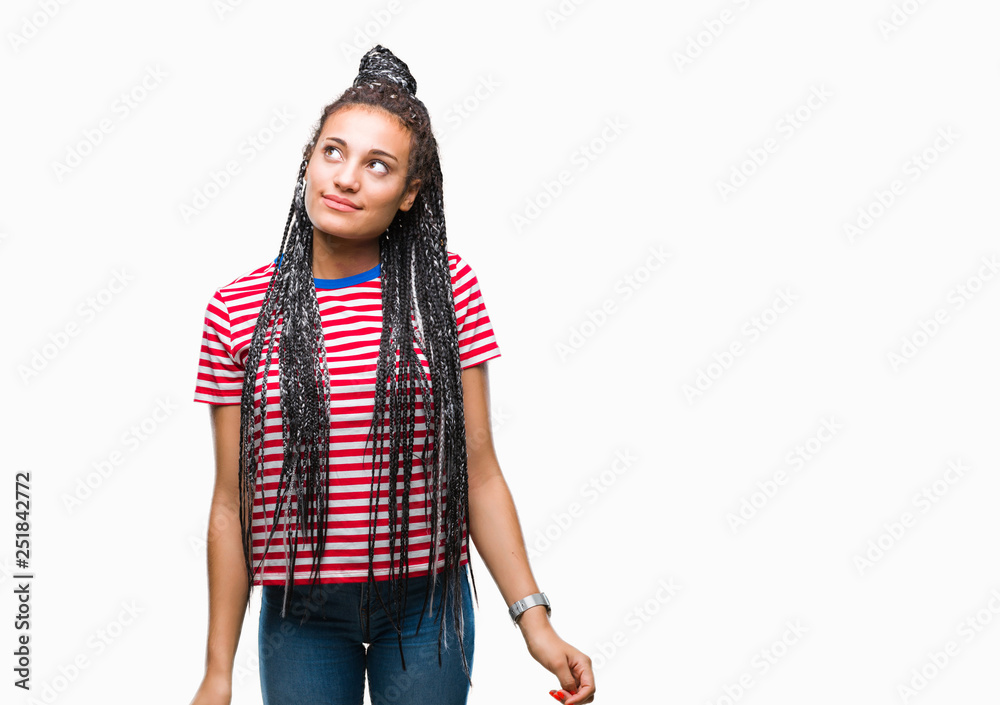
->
[311,227,380,279]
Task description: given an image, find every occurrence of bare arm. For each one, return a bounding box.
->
[462,362,595,704]
[191,403,250,704]
[462,364,552,636]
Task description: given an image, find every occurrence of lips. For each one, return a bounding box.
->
[322,194,360,211]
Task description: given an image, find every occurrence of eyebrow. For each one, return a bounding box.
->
[322,136,398,163]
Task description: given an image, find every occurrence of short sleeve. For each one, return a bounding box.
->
[451,254,502,370]
[193,290,244,405]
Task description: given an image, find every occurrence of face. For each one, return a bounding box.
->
[303,105,421,242]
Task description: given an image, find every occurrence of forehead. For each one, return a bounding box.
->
[321,105,411,150]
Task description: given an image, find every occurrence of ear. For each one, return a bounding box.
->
[398,178,421,212]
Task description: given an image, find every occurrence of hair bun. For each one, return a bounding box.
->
[353,44,417,97]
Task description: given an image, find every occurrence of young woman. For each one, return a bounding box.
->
[188,46,596,705]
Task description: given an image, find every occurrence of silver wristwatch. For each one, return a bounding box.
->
[508,592,551,626]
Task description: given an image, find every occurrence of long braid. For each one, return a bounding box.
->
[238,155,333,618]
[237,45,478,683]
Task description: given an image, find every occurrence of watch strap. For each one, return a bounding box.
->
[508,592,551,626]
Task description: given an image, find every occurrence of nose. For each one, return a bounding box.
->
[332,160,361,193]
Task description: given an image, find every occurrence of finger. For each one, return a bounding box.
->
[564,683,595,704]
[552,655,579,696]
[563,660,595,705]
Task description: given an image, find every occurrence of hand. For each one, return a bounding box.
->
[522,626,596,704]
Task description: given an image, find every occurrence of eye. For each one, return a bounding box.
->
[322,146,388,175]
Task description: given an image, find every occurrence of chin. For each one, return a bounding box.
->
[315,223,378,241]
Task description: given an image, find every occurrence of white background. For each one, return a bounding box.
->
[3,1,1000,704]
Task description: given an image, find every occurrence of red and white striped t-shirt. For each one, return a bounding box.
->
[193,250,501,585]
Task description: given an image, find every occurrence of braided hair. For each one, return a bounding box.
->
[235,45,477,682]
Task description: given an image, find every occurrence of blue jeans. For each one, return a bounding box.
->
[258,567,475,705]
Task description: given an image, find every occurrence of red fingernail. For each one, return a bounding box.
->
[549,690,568,702]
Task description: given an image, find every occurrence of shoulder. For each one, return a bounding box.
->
[446,250,465,277]
[210,259,277,307]
[446,250,482,290]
